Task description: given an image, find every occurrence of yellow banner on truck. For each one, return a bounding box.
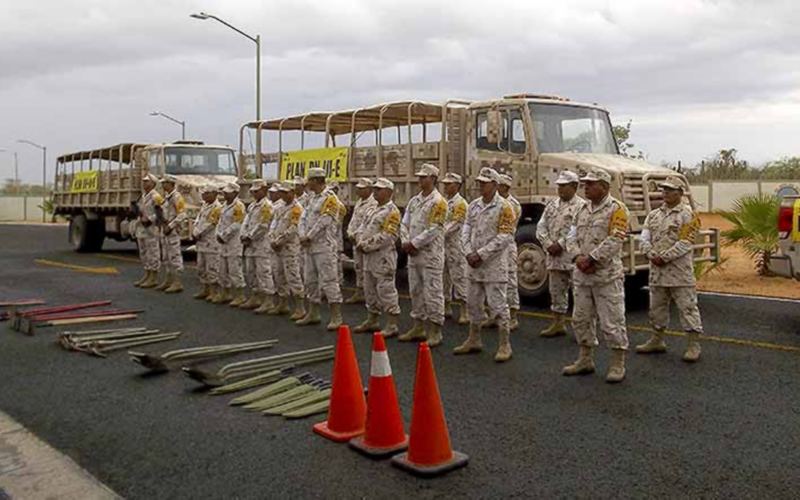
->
[70,171,99,193]
[280,147,348,181]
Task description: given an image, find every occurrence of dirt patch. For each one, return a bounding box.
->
[696,213,800,299]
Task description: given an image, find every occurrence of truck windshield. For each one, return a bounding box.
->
[162,147,237,176]
[529,103,618,155]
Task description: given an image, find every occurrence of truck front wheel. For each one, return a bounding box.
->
[516,224,549,299]
[70,214,105,253]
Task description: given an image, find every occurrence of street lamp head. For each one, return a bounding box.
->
[149,112,160,116]
[190,12,210,20]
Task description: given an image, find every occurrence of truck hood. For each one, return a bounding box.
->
[538,153,672,176]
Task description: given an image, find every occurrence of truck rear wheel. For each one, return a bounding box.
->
[516,224,549,299]
[70,214,105,253]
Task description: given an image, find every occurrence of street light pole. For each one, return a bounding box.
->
[17,139,47,222]
[0,149,19,194]
[149,111,186,140]
[191,11,261,121]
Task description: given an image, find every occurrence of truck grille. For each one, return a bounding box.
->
[621,173,671,214]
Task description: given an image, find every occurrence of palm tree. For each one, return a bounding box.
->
[718,193,780,275]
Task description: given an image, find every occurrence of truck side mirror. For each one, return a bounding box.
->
[487,110,502,145]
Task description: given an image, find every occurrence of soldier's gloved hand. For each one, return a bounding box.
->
[651,255,666,267]
[300,236,311,246]
[242,236,251,247]
[466,252,482,268]
[547,242,563,256]
[164,226,172,236]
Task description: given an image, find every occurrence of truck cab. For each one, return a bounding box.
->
[770,194,800,280]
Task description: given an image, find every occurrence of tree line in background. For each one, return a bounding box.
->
[0,180,53,196]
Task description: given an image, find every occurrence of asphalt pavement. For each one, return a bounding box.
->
[1,224,799,499]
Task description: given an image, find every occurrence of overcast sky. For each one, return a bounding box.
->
[2,0,800,183]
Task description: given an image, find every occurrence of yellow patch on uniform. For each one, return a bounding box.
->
[678,214,700,242]
[428,198,447,225]
[497,203,515,234]
[233,202,245,223]
[289,205,303,225]
[450,200,467,223]
[152,193,164,206]
[260,203,272,223]
[321,196,340,218]
[382,209,401,235]
[609,204,628,238]
[175,196,186,213]
[209,206,222,224]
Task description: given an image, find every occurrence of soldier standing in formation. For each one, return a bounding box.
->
[441,172,469,325]
[326,181,348,287]
[294,176,310,208]
[240,180,275,313]
[536,171,585,337]
[636,176,704,362]
[453,168,516,362]
[192,184,222,301]
[134,174,163,289]
[155,174,187,294]
[564,169,630,383]
[345,178,377,304]
[214,182,247,306]
[353,178,402,337]
[399,163,448,346]
[268,181,306,318]
[497,174,522,330]
[298,168,344,330]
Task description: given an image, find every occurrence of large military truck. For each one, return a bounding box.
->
[53,141,237,252]
[237,94,720,297]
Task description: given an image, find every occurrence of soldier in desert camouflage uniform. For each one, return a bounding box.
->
[536,170,585,337]
[441,172,469,325]
[497,174,522,330]
[192,184,222,301]
[345,178,378,304]
[268,181,306,319]
[563,168,630,383]
[240,179,275,313]
[213,182,246,306]
[327,181,348,287]
[636,176,704,362]
[155,174,187,294]
[353,178,402,337]
[453,168,516,362]
[133,174,163,289]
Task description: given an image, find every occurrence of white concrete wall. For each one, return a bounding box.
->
[0,197,46,221]
[688,180,800,212]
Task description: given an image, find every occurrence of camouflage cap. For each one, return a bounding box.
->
[658,176,686,191]
[373,177,395,191]
[414,163,439,177]
[277,181,294,192]
[307,167,326,179]
[579,168,611,184]
[498,174,513,187]
[268,183,280,193]
[221,182,240,194]
[161,174,178,184]
[476,167,499,183]
[293,175,307,186]
[143,173,160,184]
[355,177,373,188]
[249,179,267,192]
[555,170,580,185]
[441,172,463,184]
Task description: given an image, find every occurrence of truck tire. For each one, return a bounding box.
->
[69,215,105,253]
[516,224,549,299]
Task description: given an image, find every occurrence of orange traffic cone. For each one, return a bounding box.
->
[349,333,408,457]
[392,342,468,477]
[313,325,367,442]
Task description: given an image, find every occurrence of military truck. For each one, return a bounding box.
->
[237,94,720,297]
[53,141,237,252]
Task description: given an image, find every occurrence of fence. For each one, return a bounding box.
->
[0,196,47,222]
[689,180,800,212]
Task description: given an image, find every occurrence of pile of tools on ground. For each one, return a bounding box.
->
[4,300,143,335]
[57,327,182,358]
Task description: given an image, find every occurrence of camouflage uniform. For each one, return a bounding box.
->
[443,192,468,305]
[242,197,275,295]
[299,188,342,305]
[504,194,522,312]
[215,198,246,290]
[400,189,448,326]
[160,189,187,275]
[640,202,703,334]
[348,194,378,290]
[135,189,163,272]
[358,200,402,316]
[332,193,347,285]
[269,198,305,299]
[268,197,287,297]
[566,195,630,350]
[536,195,586,314]
[192,198,222,285]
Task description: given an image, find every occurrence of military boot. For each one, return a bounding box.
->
[540,314,568,338]
[682,333,702,363]
[562,345,596,376]
[240,292,262,310]
[254,294,275,315]
[287,297,304,319]
[205,284,219,303]
[457,302,469,325]
[426,321,444,347]
[353,312,381,333]
[494,323,513,362]
[139,271,159,289]
[229,288,247,307]
[133,271,149,287]
[382,314,400,338]
[164,274,183,294]
[444,300,453,319]
[296,302,321,325]
[213,287,232,304]
[482,316,498,329]
[606,349,627,383]
[326,303,344,331]
[635,330,667,354]
[453,323,483,355]
[155,273,172,291]
[193,284,210,300]
[509,309,520,332]
[344,288,365,305]
[398,318,426,342]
